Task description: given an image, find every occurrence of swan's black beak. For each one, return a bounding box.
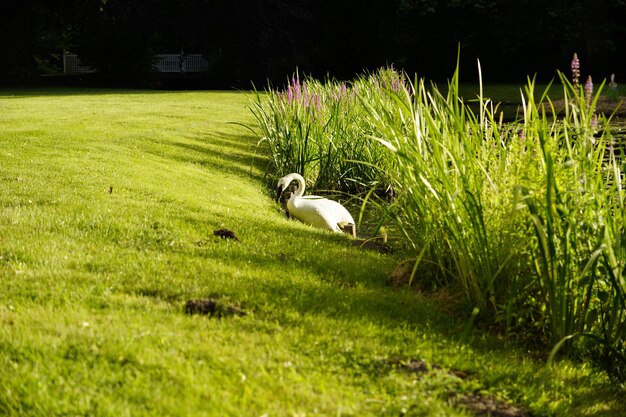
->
[276,185,285,203]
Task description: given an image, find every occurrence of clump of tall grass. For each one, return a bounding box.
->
[362,62,625,381]
[249,68,404,194]
[362,64,529,316]
[527,74,626,379]
[249,61,625,380]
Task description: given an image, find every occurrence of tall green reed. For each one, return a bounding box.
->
[525,73,626,379]
[249,69,399,194]
[521,75,608,345]
[362,63,529,317]
[248,61,626,380]
[361,62,625,379]
[599,153,626,380]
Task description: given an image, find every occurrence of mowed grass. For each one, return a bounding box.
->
[0,88,623,416]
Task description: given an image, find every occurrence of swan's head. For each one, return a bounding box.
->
[276,176,290,202]
[276,173,303,202]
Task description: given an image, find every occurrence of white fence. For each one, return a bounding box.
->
[63,53,210,74]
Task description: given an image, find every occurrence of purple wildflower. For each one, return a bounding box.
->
[608,73,619,102]
[302,82,309,101]
[291,75,301,101]
[571,53,580,88]
[287,86,294,104]
[391,76,401,93]
[314,94,322,115]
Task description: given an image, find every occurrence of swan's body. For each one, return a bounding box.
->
[276,173,356,237]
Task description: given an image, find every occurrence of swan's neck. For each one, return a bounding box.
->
[292,174,306,198]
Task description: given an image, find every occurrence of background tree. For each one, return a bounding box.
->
[0,0,38,84]
[67,0,164,77]
[1,0,625,86]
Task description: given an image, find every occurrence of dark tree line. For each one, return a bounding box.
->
[1,0,625,87]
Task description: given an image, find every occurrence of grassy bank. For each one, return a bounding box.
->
[0,88,623,416]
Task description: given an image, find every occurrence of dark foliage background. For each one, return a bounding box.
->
[1,0,625,86]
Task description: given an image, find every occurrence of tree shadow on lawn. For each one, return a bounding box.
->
[191,220,625,417]
[89,188,624,416]
[164,131,267,183]
[0,87,249,98]
[133,209,458,337]
[0,87,170,98]
[126,216,624,416]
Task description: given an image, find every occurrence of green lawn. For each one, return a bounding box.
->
[0,88,623,416]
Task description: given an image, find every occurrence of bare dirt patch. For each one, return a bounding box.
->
[213,228,240,241]
[455,393,530,417]
[391,358,531,417]
[184,298,246,318]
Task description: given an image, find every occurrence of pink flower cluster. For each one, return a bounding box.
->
[571,53,580,88]
[373,67,410,94]
[278,74,353,121]
[279,74,323,116]
[584,75,593,105]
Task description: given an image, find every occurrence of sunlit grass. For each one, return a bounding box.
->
[0,88,623,416]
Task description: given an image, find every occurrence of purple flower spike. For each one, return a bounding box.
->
[291,74,301,101]
[287,86,294,104]
[571,53,580,88]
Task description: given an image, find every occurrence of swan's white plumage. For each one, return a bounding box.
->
[277,173,355,237]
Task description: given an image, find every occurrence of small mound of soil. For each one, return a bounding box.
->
[389,259,449,295]
[391,358,468,380]
[352,238,392,254]
[213,228,239,241]
[184,299,246,318]
[390,358,529,417]
[400,358,434,374]
[455,393,530,417]
[389,259,418,288]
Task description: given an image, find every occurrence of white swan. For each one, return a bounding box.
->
[276,173,356,237]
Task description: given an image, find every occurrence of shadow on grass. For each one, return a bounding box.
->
[114,201,625,416]
[159,131,268,183]
[0,86,247,98]
[0,87,164,98]
[127,205,449,335]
